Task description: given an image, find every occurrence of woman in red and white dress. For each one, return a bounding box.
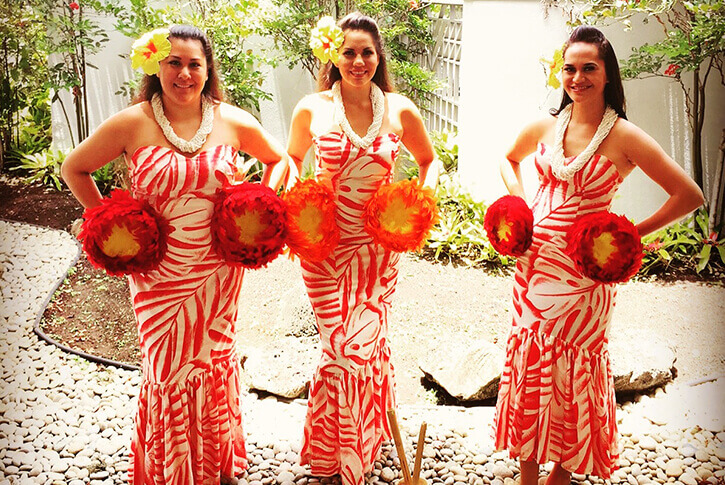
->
[62,25,288,484]
[493,26,704,484]
[286,12,437,485]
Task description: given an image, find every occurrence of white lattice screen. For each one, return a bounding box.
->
[417,0,463,133]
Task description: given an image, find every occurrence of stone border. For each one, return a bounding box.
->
[1,218,141,372]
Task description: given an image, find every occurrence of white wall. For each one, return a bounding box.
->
[459,0,725,224]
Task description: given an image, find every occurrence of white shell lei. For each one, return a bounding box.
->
[332,81,385,150]
[550,103,619,181]
[151,93,214,154]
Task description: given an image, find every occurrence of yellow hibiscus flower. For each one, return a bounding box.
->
[309,16,344,64]
[131,28,172,76]
[540,46,564,90]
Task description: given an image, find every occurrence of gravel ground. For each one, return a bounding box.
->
[1,219,724,485]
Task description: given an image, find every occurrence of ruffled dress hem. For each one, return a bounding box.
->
[493,326,619,478]
[300,347,396,485]
[129,356,248,484]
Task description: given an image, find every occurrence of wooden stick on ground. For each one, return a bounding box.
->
[387,409,412,485]
[412,422,427,484]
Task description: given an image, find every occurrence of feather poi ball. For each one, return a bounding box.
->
[211,183,287,269]
[566,211,643,284]
[363,178,439,252]
[483,195,534,257]
[282,178,340,262]
[78,189,169,276]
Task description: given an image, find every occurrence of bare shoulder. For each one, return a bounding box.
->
[609,117,647,143]
[523,116,556,141]
[294,92,331,114]
[218,101,260,128]
[101,103,149,132]
[386,92,418,114]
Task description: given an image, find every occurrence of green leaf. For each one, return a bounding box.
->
[696,244,712,273]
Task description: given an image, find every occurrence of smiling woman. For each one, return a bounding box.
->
[59,24,289,485]
[285,12,439,485]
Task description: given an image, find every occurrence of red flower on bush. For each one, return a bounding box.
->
[409,0,420,9]
[643,238,663,253]
[79,190,169,276]
[566,211,643,284]
[282,178,340,262]
[483,195,534,257]
[664,64,679,76]
[69,1,80,10]
[364,178,439,252]
[211,183,287,269]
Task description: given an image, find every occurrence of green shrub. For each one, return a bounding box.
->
[421,174,513,271]
[640,207,724,279]
[9,149,66,190]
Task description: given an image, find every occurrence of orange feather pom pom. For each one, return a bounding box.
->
[363,178,439,252]
[211,183,287,269]
[483,195,534,257]
[282,179,340,262]
[566,211,643,283]
[78,190,169,276]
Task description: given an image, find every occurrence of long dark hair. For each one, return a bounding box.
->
[551,25,627,120]
[133,25,224,104]
[316,12,394,93]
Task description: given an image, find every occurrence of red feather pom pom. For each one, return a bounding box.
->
[78,189,169,276]
[282,179,340,262]
[363,178,439,252]
[211,182,287,269]
[483,195,534,257]
[566,211,643,284]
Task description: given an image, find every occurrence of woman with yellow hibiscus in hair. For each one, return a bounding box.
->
[286,12,438,485]
[62,25,288,484]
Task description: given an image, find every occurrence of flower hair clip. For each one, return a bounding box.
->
[309,16,344,64]
[131,28,172,75]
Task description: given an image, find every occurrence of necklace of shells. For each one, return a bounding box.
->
[550,102,619,181]
[151,92,214,154]
[332,80,385,150]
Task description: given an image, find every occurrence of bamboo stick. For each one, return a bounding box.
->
[412,422,427,484]
[387,409,412,485]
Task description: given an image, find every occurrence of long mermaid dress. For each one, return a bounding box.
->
[127,144,247,484]
[299,132,402,485]
[493,143,622,478]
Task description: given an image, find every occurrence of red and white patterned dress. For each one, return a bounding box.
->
[127,145,247,484]
[494,143,622,478]
[299,132,401,485]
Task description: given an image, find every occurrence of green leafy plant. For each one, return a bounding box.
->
[0,1,51,170]
[640,207,724,277]
[9,148,66,190]
[422,174,514,270]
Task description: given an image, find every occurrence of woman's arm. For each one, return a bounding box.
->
[229,105,289,191]
[398,96,438,190]
[60,110,133,208]
[286,98,314,187]
[500,118,550,202]
[620,121,705,236]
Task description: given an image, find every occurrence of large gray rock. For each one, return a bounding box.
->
[418,324,675,403]
[609,325,675,392]
[241,336,319,399]
[418,339,504,401]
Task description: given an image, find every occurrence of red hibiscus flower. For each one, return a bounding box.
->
[664,64,679,76]
[69,1,80,10]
